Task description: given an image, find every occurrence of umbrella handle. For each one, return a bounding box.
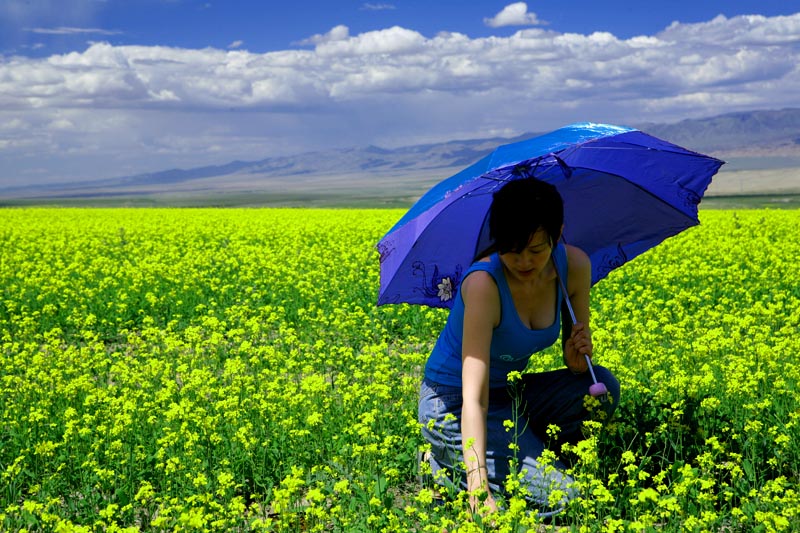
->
[553,254,609,402]
[584,354,599,382]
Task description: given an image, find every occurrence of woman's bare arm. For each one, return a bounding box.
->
[460,271,500,512]
[563,245,593,373]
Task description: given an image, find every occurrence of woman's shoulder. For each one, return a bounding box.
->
[461,267,497,292]
[460,269,501,325]
[460,267,500,303]
[564,244,591,284]
[466,253,499,275]
[565,243,590,269]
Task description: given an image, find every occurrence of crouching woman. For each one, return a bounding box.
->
[418,177,620,517]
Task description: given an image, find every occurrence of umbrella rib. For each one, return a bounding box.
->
[460,174,511,199]
[559,142,718,158]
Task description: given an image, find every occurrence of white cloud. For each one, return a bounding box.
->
[47,118,74,130]
[297,24,350,46]
[228,40,244,49]
[314,26,425,56]
[484,2,544,28]
[361,3,396,10]
[27,26,121,36]
[659,13,800,46]
[0,12,798,185]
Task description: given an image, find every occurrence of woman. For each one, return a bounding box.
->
[418,177,620,516]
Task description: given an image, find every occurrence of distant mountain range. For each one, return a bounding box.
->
[3,107,800,204]
[637,108,800,156]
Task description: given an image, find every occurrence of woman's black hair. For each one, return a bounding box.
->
[488,177,564,254]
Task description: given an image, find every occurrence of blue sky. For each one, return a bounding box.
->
[1,1,798,186]
[3,1,794,55]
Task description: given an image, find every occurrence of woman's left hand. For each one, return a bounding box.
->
[565,322,592,373]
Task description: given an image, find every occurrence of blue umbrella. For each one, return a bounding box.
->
[377,122,724,309]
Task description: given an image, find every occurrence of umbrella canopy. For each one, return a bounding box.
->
[377,122,724,308]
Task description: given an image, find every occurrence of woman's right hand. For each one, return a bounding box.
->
[564,321,592,373]
[469,491,498,520]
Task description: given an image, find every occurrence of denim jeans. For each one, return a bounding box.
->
[418,366,619,510]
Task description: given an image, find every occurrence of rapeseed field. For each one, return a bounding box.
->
[1,208,798,532]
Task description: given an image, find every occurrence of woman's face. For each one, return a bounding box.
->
[499,229,553,282]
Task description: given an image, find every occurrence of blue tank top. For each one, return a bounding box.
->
[424,243,567,388]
